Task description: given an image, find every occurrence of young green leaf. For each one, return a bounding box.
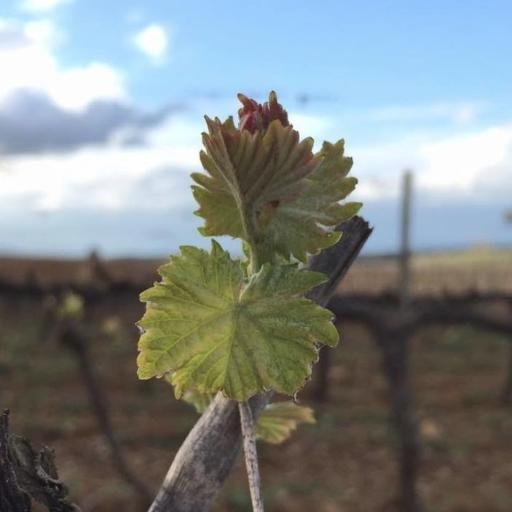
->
[179,390,314,445]
[261,139,362,261]
[255,402,315,444]
[137,241,339,401]
[192,92,361,262]
[193,117,317,240]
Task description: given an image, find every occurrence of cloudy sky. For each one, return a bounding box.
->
[1,0,511,257]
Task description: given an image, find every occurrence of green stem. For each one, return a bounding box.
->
[238,200,267,512]
[248,244,263,274]
[233,191,270,274]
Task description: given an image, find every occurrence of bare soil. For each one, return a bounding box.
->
[1,289,511,512]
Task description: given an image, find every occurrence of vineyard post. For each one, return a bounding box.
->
[399,170,413,308]
[376,325,422,512]
[377,170,422,512]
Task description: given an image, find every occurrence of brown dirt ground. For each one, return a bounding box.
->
[1,288,512,512]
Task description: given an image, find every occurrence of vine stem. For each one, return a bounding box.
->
[238,401,265,512]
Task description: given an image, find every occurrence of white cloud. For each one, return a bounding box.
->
[0,18,126,110]
[418,125,512,193]
[287,111,334,144]
[0,112,202,212]
[274,107,509,203]
[133,24,169,65]
[20,0,72,13]
[0,144,194,212]
[23,19,63,46]
[3,105,511,215]
[352,123,512,202]
[47,62,126,111]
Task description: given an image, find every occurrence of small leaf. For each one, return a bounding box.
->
[178,390,314,445]
[256,402,315,444]
[137,241,339,401]
[262,139,362,261]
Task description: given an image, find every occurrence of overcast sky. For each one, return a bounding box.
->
[0,0,511,257]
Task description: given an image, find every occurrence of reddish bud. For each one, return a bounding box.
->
[237,91,289,133]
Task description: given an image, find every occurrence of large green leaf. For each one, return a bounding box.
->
[137,241,339,401]
[256,402,315,444]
